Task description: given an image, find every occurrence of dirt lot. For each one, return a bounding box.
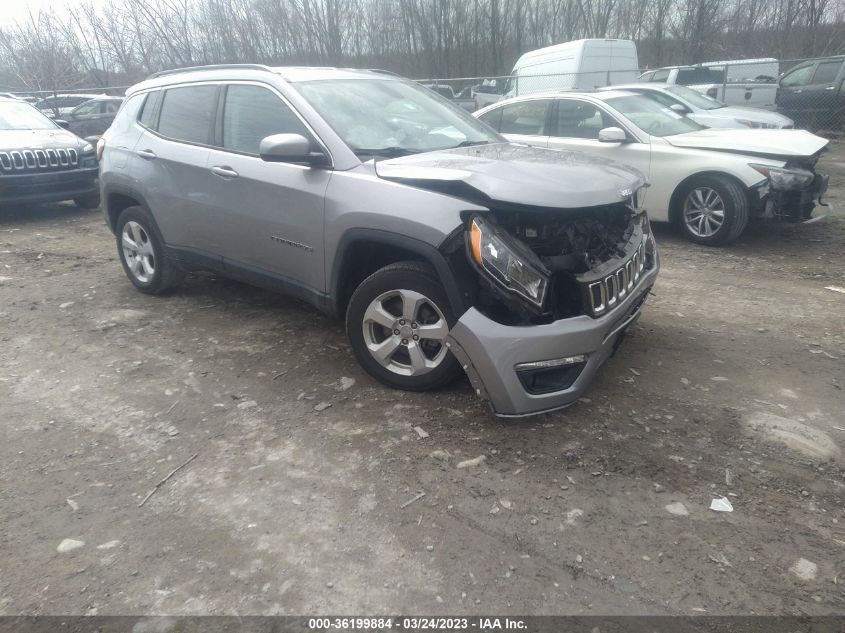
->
[1,145,844,617]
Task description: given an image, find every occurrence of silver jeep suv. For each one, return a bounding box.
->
[100,65,659,417]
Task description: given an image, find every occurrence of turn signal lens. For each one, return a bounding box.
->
[470,218,482,265]
[96,137,105,161]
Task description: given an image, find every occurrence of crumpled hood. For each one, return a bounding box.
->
[374,142,646,209]
[664,128,828,157]
[0,128,85,151]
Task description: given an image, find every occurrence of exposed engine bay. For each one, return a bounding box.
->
[464,202,652,325]
[492,202,637,274]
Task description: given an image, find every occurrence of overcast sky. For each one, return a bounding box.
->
[1,0,108,28]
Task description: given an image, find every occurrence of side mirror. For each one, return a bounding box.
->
[55,119,70,129]
[598,127,627,143]
[259,133,329,167]
[669,103,689,114]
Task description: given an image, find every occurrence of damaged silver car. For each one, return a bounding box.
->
[100,65,659,417]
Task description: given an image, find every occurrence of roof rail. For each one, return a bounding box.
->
[147,64,275,80]
[366,68,401,77]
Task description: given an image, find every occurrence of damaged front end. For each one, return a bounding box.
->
[464,199,656,325]
[441,197,658,416]
[751,152,830,222]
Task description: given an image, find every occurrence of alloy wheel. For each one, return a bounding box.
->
[121,221,156,283]
[361,289,449,377]
[683,187,726,238]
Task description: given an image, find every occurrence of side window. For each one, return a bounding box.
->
[221,84,310,154]
[138,90,162,128]
[157,85,217,144]
[104,101,120,114]
[639,71,655,82]
[781,64,814,88]
[651,70,670,82]
[477,107,503,132]
[498,100,550,135]
[552,100,614,139]
[72,102,99,117]
[811,60,843,85]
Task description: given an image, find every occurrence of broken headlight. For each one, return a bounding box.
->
[469,215,550,309]
[750,163,814,190]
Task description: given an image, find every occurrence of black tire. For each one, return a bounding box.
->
[74,194,101,209]
[675,174,749,246]
[115,205,183,294]
[346,261,462,392]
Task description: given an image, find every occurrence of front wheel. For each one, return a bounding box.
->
[676,175,749,246]
[346,261,462,391]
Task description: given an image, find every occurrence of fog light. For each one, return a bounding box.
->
[515,355,587,395]
[515,355,586,371]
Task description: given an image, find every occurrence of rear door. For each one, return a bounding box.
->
[477,98,553,147]
[204,82,331,293]
[132,83,220,255]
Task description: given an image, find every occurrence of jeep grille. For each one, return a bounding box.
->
[0,148,79,173]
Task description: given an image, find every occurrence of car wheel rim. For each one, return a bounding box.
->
[121,221,155,283]
[361,289,449,377]
[683,187,726,238]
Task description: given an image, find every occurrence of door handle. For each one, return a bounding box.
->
[794,89,803,93]
[210,165,239,179]
[136,149,157,160]
[825,86,836,91]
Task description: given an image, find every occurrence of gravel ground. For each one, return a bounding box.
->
[1,144,844,616]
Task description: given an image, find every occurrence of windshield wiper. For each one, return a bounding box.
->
[448,140,491,149]
[354,147,419,158]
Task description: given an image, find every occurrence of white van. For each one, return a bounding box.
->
[506,39,639,97]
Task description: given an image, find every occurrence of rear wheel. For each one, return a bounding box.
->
[346,261,462,391]
[115,206,183,294]
[676,175,749,246]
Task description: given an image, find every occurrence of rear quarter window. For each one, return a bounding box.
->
[138,90,162,128]
[107,93,145,135]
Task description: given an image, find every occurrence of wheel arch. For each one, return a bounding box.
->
[103,185,155,235]
[330,228,468,321]
[668,171,751,225]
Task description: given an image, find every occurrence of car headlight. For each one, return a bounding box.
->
[750,163,815,190]
[81,142,94,153]
[468,215,550,309]
[736,119,762,128]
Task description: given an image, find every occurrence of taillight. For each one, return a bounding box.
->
[96,137,105,161]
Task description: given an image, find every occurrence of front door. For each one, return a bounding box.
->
[545,98,652,204]
[204,83,331,294]
[777,62,817,120]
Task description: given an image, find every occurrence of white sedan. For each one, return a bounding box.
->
[475,91,829,245]
[600,83,794,129]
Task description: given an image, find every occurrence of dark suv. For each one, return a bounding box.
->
[0,97,100,209]
[777,56,845,129]
[100,65,659,417]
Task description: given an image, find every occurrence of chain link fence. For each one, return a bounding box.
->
[4,56,843,131]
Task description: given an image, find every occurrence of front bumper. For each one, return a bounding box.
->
[0,167,99,206]
[755,173,830,221]
[447,243,660,417]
